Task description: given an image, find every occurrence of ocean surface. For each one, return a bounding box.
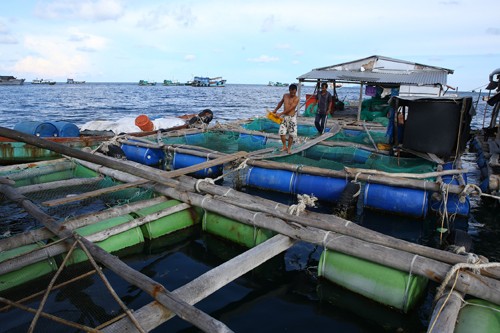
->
[1,83,499,332]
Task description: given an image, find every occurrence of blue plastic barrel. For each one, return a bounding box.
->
[52,121,80,137]
[246,166,296,193]
[430,194,470,217]
[121,142,165,166]
[172,153,223,178]
[295,174,347,201]
[13,121,58,137]
[364,183,429,218]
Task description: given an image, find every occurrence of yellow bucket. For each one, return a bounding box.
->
[266,111,282,124]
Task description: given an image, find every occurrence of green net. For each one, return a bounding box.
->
[160,131,435,175]
[267,145,436,174]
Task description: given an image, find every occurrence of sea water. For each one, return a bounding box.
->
[0,83,499,332]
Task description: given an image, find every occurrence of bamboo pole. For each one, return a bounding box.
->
[0,184,232,333]
[3,160,74,181]
[41,180,149,207]
[0,196,168,252]
[17,177,103,194]
[427,290,463,333]
[102,234,295,332]
[71,158,500,305]
[0,202,191,275]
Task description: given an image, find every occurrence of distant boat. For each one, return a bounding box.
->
[32,79,56,85]
[138,80,156,86]
[192,76,226,87]
[163,79,183,86]
[268,81,288,87]
[0,76,25,85]
[67,78,85,84]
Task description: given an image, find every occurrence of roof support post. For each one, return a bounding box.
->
[357,83,364,121]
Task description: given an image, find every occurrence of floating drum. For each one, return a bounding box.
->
[364,183,429,218]
[430,194,470,217]
[135,200,202,239]
[67,215,144,265]
[203,211,275,248]
[14,121,58,137]
[0,242,58,292]
[135,114,154,131]
[121,141,165,166]
[318,249,428,313]
[246,166,296,194]
[454,299,500,333]
[172,152,223,178]
[294,173,347,202]
[52,121,80,137]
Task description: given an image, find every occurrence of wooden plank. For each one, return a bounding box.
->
[41,180,149,207]
[102,234,295,332]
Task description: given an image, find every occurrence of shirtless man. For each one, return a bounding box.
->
[273,84,299,153]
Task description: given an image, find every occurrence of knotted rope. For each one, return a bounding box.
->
[288,194,318,216]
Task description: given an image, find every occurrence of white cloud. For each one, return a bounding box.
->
[35,0,125,21]
[13,35,91,78]
[247,55,279,63]
[184,54,196,61]
[275,43,291,49]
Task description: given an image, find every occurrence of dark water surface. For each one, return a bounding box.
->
[1,83,499,332]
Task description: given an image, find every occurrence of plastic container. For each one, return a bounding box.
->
[455,299,500,333]
[318,249,428,312]
[266,111,282,124]
[0,242,58,292]
[13,121,58,137]
[430,194,470,217]
[121,141,165,166]
[135,200,201,239]
[364,183,429,218]
[52,121,80,137]
[203,211,275,248]
[67,215,144,265]
[135,114,154,131]
[295,174,347,202]
[246,166,297,193]
[172,153,223,178]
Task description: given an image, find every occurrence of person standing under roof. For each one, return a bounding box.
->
[273,84,300,153]
[314,82,332,134]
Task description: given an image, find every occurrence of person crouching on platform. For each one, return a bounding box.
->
[273,84,299,154]
[314,82,332,134]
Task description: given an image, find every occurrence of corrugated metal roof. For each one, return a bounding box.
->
[297,55,453,85]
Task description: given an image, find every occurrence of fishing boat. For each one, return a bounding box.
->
[66,78,86,84]
[0,75,25,85]
[268,81,288,87]
[0,127,499,333]
[31,78,56,85]
[138,80,156,86]
[192,76,226,87]
[162,79,182,86]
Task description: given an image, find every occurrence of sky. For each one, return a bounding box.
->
[0,0,499,90]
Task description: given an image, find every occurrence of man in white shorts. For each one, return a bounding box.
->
[273,84,299,153]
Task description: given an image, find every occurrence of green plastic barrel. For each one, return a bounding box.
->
[455,299,500,333]
[0,242,58,292]
[135,200,201,239]
[202,212,275,248]
[318,249,427,312]
[67,215,144,264]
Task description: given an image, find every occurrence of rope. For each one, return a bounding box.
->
[434,261,500,303]
[288,194,318,216]
[401,255,418,311]
[193,158,249,193]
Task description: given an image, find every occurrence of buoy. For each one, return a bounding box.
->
[135,114,154,131]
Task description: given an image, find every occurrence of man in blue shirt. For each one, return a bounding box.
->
[315,82,332,134]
